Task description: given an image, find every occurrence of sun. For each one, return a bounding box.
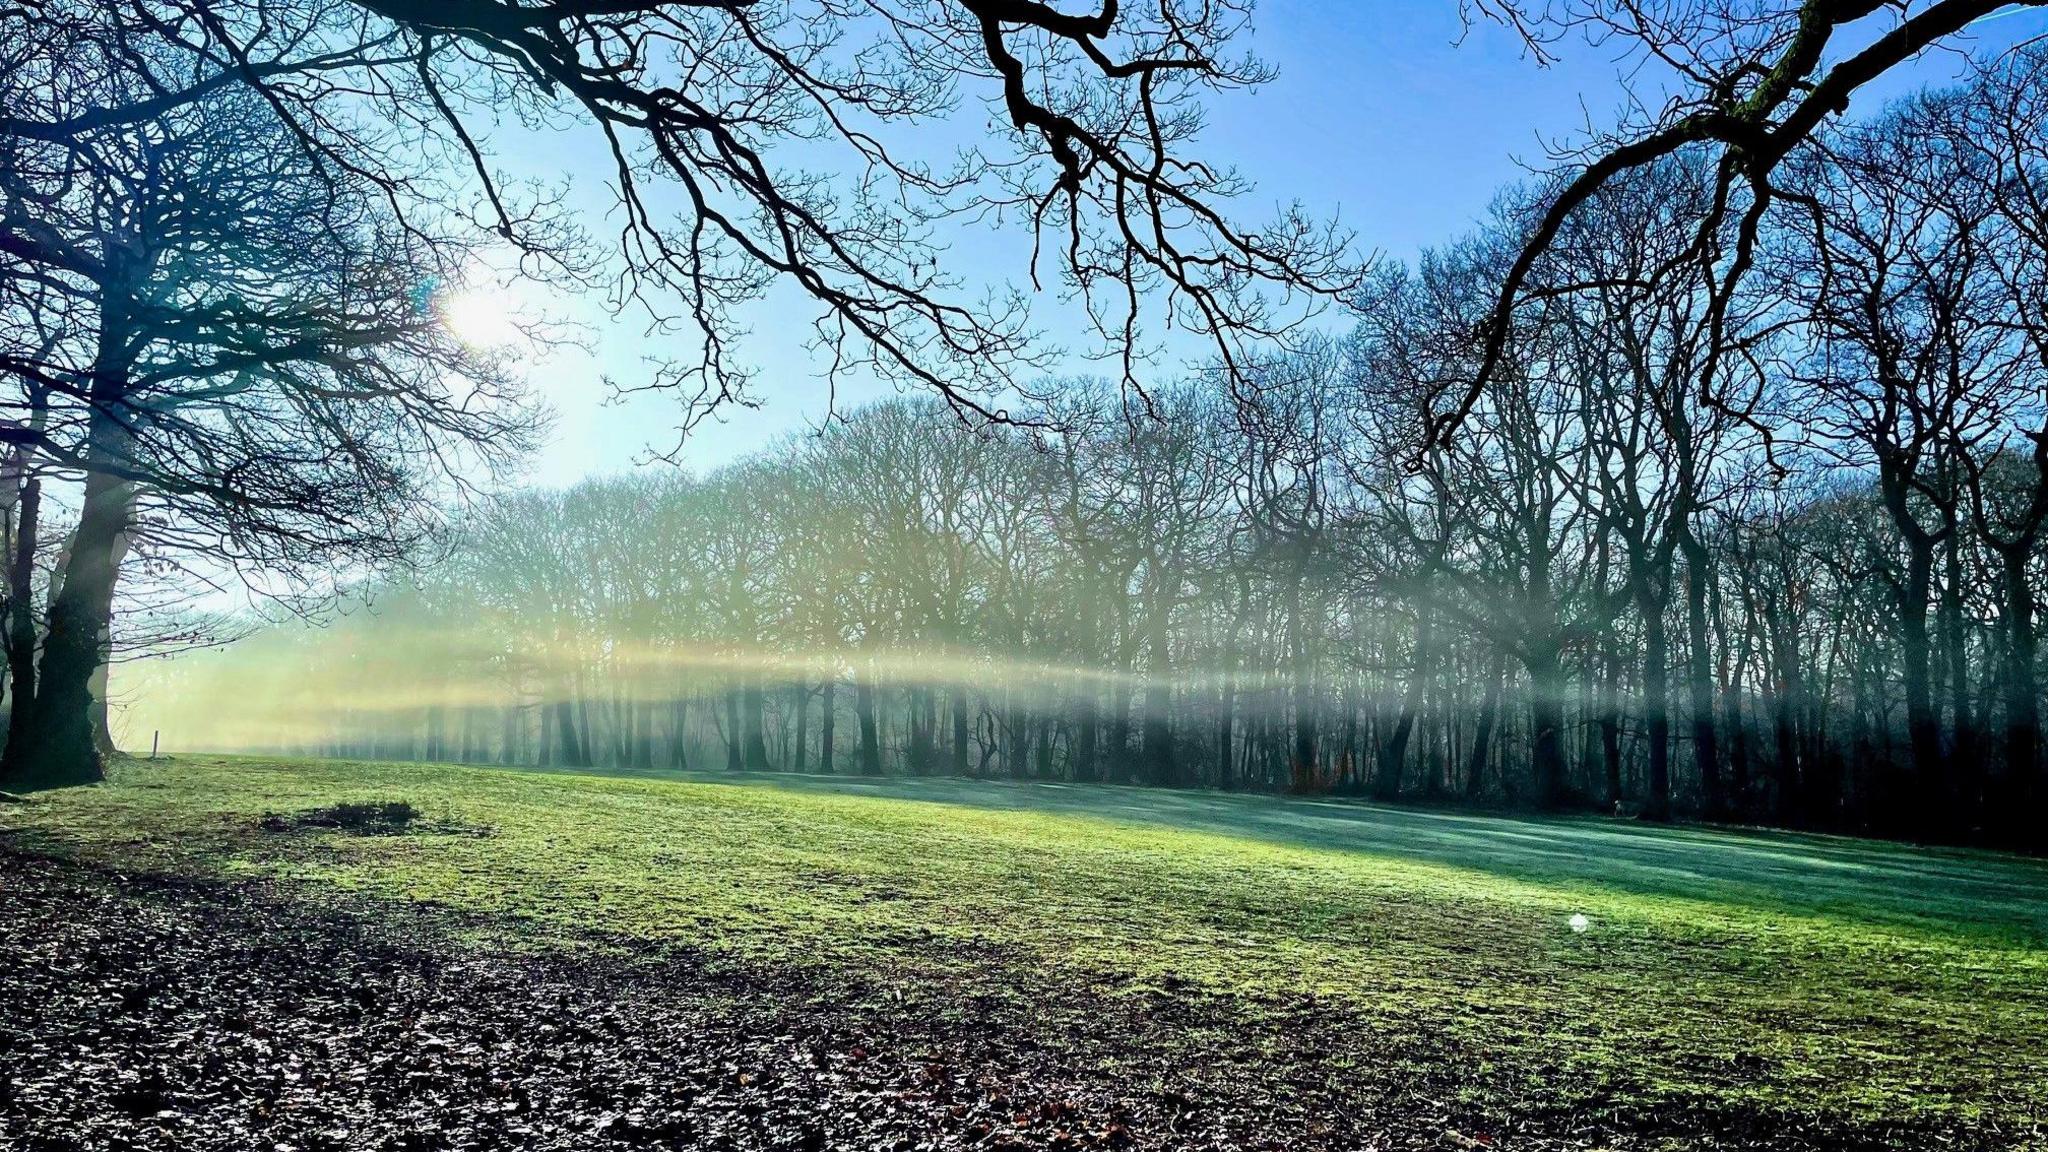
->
[438,288,523,349]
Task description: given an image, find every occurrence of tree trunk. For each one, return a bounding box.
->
[635,697,655,769]
[909,685,936,775]
[1141,614,1175,786]
[666,696,688,770]
[5,475,40,719]
[3,466,131,787]
[819,678,836,773]
[1599,639,1624,807]
[1900,540,1942,822]
[1941,528,1979,826]
[1215,671,1235,791]
[1106,677,1133,782]
[1682,541,1721,819]
[1719,580,1753,818]
[952,687,971,778]
[1375,608,1433,800]
[725,686,743,771]
[1527,643,1568,809]
[555,695,587,767]
[1,257,144,789]
[1764,597,1804,824]
[1071,685,1096,783]
[1466,657,1506,801]
[1286,571,1317,791]
[793,684,808,771]
[742,679,770,769]
[1640,594,1673,821]
[1999,545,2042,848]
[855,670,882,776]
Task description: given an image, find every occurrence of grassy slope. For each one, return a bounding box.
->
[6,754,2046,1137]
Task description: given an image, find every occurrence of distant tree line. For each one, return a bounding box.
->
[8,1,2041,842]
[0,0,1353,789]
[179,43,2048,858]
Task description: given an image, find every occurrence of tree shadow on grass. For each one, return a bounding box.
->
[674,768,2048,946]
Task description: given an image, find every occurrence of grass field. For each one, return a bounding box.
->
[6,754,2046,1143]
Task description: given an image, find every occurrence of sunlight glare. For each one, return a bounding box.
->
[439,288,523,349]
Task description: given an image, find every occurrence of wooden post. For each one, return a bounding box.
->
[151,730,159,759]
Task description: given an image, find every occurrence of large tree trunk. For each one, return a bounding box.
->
[1526,642,1568,809]
[3,467,131,787]
[742,678,770,769]
[2,300,141,789]
[86,530,134,759]
[555,693,587,767]
[669,696,690,770]
[1,263,144,789]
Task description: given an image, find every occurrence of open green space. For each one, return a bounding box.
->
[6,755,2045,1140]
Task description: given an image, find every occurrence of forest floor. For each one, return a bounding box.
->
[2,756,2045,1150]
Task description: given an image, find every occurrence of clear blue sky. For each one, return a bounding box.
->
[500,1,2048,487]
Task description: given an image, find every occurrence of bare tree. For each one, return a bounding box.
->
[1770,89,2020,825]
[1,45,538,785]
[1450,0,2045,446]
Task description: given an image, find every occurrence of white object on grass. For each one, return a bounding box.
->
[1568,913,1590,934]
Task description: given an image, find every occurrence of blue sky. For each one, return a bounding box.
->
[495,1,2048,487]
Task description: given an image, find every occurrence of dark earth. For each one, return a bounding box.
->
[0,842,1996,1151]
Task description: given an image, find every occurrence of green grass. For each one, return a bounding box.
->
[7,754,2047,1138]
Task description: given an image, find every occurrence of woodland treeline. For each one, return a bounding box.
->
[184,54,2048,852]
[0,0,1355,789]
[14,1,2048,854]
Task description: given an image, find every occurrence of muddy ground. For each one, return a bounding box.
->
[0,845,1982,1151]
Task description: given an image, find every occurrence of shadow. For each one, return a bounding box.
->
[652,768,2048,946]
